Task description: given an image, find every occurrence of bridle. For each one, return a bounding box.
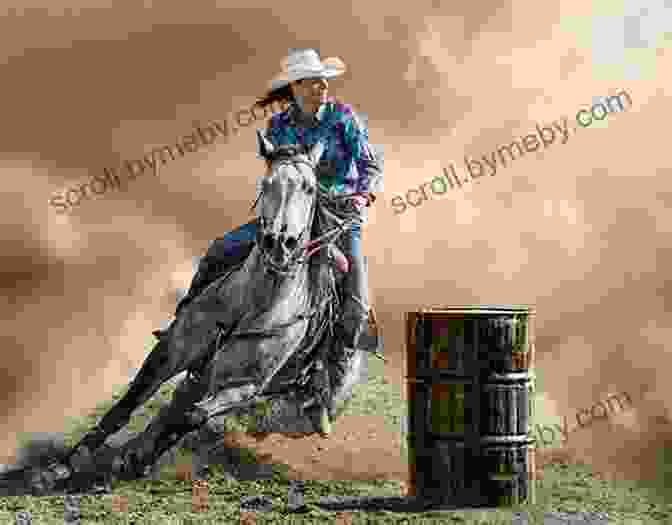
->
[255,144,354,277]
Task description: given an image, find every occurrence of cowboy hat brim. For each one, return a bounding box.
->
[269,56,346,91]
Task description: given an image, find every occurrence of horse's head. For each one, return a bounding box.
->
[255,129,325,275]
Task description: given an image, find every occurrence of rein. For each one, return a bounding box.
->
[254,150,356,277]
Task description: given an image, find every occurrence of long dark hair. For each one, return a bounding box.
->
[255,83,296,111]
[253,79,342,118]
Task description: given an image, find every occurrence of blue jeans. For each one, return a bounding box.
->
[217,219,258,253]
[337,222,368,347]
[183,218,368,348]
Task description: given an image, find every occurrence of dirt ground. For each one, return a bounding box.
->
[176,352,569,490]
[203,352,412,485]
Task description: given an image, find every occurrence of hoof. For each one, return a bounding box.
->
[27,461,73,496]
[110,451,144,481]
[110,454,139,481]
[66,471,111,495]
[27,468,53,496]
[67,445,96,474]
[317,406,332,437]
[185,407,209,426]
[46,461,72,482]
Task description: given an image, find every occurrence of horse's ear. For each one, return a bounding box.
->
[307,140,326,166]
[256,129,275,159]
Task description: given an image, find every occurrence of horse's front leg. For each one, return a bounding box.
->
[190,321,309,424]
[111,370,211,481]
[64,338,185,473]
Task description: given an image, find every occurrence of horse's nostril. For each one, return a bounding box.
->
[285,237,298,251]
[263,233,275,251]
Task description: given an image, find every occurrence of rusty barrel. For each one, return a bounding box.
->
[405,305,536,507]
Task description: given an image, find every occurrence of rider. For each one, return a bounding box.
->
[177,48,383,433]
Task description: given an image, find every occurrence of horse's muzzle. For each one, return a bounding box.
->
[262,252,297,276]
[258,230,304,275]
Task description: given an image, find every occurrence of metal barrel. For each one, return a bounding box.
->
[405,305,536,507]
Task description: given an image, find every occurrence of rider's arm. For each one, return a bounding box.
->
[344,110,383,206]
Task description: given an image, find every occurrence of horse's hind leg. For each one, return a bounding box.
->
[68,339,183,461]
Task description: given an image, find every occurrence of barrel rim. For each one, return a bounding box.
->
[482,372,532,382]
[406,372,532,381]
[416,305,535,314]
[424,435,535,445]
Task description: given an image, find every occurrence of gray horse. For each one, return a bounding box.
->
[34,133,377,492]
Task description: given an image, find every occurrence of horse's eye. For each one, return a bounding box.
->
[303,180,315,194]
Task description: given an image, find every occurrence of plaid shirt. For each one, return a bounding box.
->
[262,97,383,200]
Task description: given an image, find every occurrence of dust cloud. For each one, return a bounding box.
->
[1,0,671,488]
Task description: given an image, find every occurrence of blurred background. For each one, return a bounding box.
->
[1,0,671,488]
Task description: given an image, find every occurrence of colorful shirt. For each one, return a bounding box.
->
[262,97,383,199]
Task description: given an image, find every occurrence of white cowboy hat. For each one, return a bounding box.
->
[269,49,346,91]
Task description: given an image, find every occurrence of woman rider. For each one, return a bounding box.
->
[177,48,384,432]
